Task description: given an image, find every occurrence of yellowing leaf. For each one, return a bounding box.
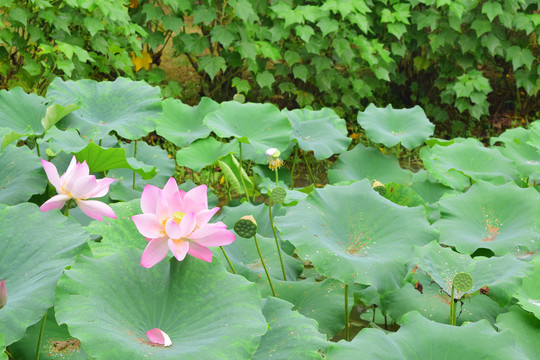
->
[129,0,138,8]
[130,51,152,71]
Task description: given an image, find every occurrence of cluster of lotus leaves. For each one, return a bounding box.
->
[0,79,539,359]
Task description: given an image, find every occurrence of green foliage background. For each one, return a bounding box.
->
[1,0,539,136]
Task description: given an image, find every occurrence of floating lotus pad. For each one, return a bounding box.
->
[0,203,89,345]
[55,249,267,359]
[204,101,291,164]
[156,97,218,148]
[326,311,518,359]
[251,297,329,359]
[420,138,519,191]
[357,104,435,149]
[328,144,412,185]
[284,108,351,159]
[414,241,533,305]
[434,181,540,255]
[47,78,161,141]
[0,145,47,205]
[274,180,436,286]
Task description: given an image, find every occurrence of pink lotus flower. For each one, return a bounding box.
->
[146,328,172,346]
[132,178,235,268]
[40,156,117,221]
[0,279,6,309]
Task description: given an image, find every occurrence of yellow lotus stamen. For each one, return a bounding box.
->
[173,211,185,225]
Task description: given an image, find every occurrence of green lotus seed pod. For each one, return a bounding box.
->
[234,215,258,238]
[373,186,386,196]
[452,272,473,292]
[270,187,287,204]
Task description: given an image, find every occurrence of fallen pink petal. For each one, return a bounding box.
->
[0,278,6,309]
[40,156,117,221]
[146,328,172,347]
[132,178,236,268]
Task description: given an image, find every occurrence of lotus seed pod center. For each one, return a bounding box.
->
[173,211,185,225]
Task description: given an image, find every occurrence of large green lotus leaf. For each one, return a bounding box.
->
[284,108,351,160]
[75,141,157,179]
[274,180,437,287]
[43,127,88,155]
[420,138,519,190]
[328,144,412,185]
[515,255,540,319]
[0,87,47,136]
[255,278,355,339]
[357,104,435,149]
[491,126,540,181]
[252,297,329,360]
[381,269,505,326]
[204,101,291,163]
[0,145,47,205]
[434,181,540,255]
[85,200,148,258]
[415,241,533,305]
[47,77,161,141]
[496,306,540,359]
[156,97,218,148]
[0,203,88,345]
[9,307,89,360]
[176,137,238,172]
[410,169,456,204]
[55,250,267,359]
[108,141,175,201]
[326,311,517,360]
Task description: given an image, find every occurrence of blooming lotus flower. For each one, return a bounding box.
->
[146,328,172,347]
[40,156,117,221]
[0,279,6,309]
[132,178,236,268]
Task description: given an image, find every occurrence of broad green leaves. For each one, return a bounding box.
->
[327,312,518,359]
[434,181,540,255]
[328,144,412,185]
[285,108,351,159]
[420,138,518,190]
[0,203,88,345]
[157,97,218,148]
[55,250,267,359]
[204,101,291,163]
[275,180,436,287]
[357,104,434,149]
[0,145,47,205]
[47,78,161,141]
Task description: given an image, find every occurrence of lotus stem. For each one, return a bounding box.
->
[35,311,47,360]
[35,140,41,157]
[63,199,72,217]
[268,200,287,280]
[344,284,349,341]
[132,140,138,190]
[302,150,317,186]
[450,284,456,326]
[253,233,276,296]
[238,143,251,203]
[290,146,298,189]
[220,246,236,274]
